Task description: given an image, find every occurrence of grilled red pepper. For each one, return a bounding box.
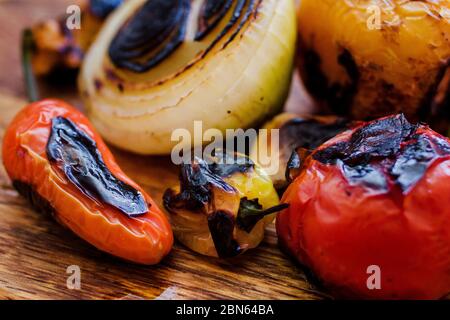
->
[277,114,450,299]
[2,99,173,264]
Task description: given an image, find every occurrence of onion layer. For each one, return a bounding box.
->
[79,0,296,155]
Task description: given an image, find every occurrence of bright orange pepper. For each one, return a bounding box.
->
[3,99,173,264]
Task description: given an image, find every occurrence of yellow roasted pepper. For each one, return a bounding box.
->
[297,0,450,132]
[163,151,285,258]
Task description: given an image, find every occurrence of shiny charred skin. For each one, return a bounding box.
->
[31,0,123,76]
[2,99,173,264]
[277,114,450,299]
[297,0,450,132]
[79,0,297,155]
[251,113,352,191]
[164,152,286,258]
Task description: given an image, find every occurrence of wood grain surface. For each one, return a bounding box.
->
[0,0,329,300]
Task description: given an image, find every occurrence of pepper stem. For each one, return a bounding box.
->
[22,29,39,102]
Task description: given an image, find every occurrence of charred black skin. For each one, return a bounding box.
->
[164,152,286,258]
[419,60,450,134]
[281,118,350,152]
[108,0,260,73]
[109,0,191,73]
[163,153,254,211]
[299,39,450,133]
[47,117,148,217]
[313,114,450,192]
[208,210,242,258]
[196,0,234,40]
[299,46,360,116]
[283,117,350,184]
[89,0,123,18]
[206,0,257,50]
[314,114,417,166]
[209,151,254,177]
[164,160,236,212]
[163,155,245,258]
[163,156,246,258]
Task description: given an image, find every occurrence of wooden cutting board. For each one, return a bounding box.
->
[0,0,328,299]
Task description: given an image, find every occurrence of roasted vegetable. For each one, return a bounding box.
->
[30,0,124,76]
[164,151,287,258]
[251,113,352,191]
[277,114,450,299]
[79,0,297,155]
[2,99,173,264]
[297,0,450,132]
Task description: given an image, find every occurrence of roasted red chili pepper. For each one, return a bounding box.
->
[2,99,173,264]
[277,114,450,299]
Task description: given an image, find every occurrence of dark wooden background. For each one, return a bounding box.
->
[0,0,328,300]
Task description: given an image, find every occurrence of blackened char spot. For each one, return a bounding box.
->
[339,49,360,81]
[312,142,348,165]
[208,210,242,258]
[281,117,350,184]
[285,149,302,182]
[163,157,235,212]
[285,147,313,184]
[313,114,450,193]
[420,61,450,134]
[12,181,55,216]
[314,114,417,166]
[433,136,450,155]
[281,117,350,151]
[209,151,254,177]
[108,0,190,73]
[221,0,257,48]
[47,117,148,217]
[342,163,387,190]
[200,0,259,58]
[343,113,416,165]
[196,0,234,40]
[299,46,360,115]
[300,48,329,102]
[391,135,444,192]
[89,0,123,19]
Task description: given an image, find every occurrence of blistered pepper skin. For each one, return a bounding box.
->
[277,116,450,299]
[2,99,173,265]
[297,0,450,132]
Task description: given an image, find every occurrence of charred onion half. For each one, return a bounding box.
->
[164,151,287,258]
[2,99,173,264]
[79,0,296,155]
[297,0,450,132]
[277,114,450,299]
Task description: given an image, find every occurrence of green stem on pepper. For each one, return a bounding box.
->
[22,28,39,102]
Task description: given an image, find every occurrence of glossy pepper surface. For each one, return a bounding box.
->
[3,99,173,264]
[277,114,450,299]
